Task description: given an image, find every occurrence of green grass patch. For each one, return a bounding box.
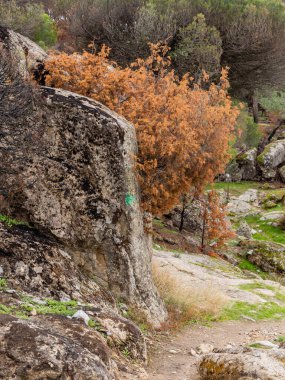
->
[219,301,285,321]
[21,298,78,317]
[239,282,276,292]
[0,214,28,227]
[238,259,267,278]
[0,278,7,290]
[211,181,260,196]
[275,336,285,343]
[245,215,285,245]
[249,343,272,349]
[153,219,165,227]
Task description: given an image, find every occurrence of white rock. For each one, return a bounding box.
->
[15,261,29,277]
[197,343,214,354]
[0,266,4,276]
[72,310,90,325]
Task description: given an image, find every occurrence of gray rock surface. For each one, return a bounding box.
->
[236,221,252,239]
[0,29,166,325]
[279,165,285,182]
[0,314,118,380]
[0,86,166,325]
[199,346,285,380]
[236,148,257,180]
[257,139,285,179]
[0,26,46,74]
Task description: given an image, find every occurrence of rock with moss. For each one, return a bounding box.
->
[264,200,278,209]
[236,148,258,180]
[236,221,252,239]
[240,239,285,274]
[199,346,285,379]
[257,139,285,180]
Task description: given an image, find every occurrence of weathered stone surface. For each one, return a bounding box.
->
[257,139,285,179]
[0,222,148,370]
[236,221,252,239]
[0,314,118,379]
[199,347,285,380]
[0,30,166,326]
[0,26,46,74]
[165,199,203,232]
[236,148,258,180]
[0,85,166,325]
[0,223,105,302]
[240,239,285,274]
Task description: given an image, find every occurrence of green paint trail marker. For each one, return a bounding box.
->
[125,193,136,206]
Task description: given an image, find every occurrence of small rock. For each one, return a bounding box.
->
[15,261,29,277]
[0,266,4,276]
[33,265,43,274]
[197,343,214,355]
[236,221,252,239]
[189,349,197,356]
[241,315,256,322]
[169,349,178,354]
[72,310,90,325]
[30,308,37,316]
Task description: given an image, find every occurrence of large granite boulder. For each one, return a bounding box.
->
[0,27,166,325]
[257,139,285,180]
[0,85,166,326]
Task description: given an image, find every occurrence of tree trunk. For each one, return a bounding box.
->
[179,195,186,232]
[201,206,207,254]
[252,95,259,124]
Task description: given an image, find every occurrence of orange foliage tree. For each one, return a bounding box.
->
[201,190,235,253]
[46,45,239,216]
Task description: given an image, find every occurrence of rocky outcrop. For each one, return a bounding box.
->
[0,223,148,379]
[199,346,285,380]
[257,139,285,180]
[0,26,46,74]
[0,314,119,379]
[0,26,166,325]
[0,26,47,75]
[236,148,257,180]
[224,140,285,183]
[0,85,166,326]
[240,239,285,274]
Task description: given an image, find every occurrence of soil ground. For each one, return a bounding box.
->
[147,320,285,380]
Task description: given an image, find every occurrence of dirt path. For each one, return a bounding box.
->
[147,320,285,380]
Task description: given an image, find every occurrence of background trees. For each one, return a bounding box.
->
[0,0,57,49]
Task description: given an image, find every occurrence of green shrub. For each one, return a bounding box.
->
[35,13,57,50]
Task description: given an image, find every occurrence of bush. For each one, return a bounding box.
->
[35,13,57,50]
[234,107,262,149]
[172,13,222,81]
